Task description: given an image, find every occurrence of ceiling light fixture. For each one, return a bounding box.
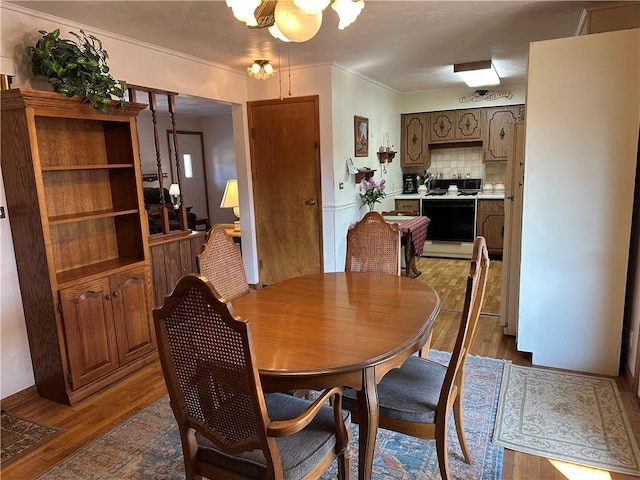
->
[454,60,500,87]
[226,0,364,43]
[248,59,277,79]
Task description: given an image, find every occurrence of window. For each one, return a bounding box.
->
[183,153,193,178]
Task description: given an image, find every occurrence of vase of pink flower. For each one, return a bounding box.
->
[359,177,386,211]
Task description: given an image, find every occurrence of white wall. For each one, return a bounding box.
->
[0,169,34,398]
[201,115,237,226]
[328,66,401,272]
[401,83,527,113]
[518,29,640,376]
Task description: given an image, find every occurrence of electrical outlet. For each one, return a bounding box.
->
[339,182,344,190]
[0,206,5,219]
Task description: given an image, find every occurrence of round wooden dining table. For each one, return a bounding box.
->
[231,271,440,480]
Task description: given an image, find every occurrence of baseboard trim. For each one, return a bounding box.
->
[1,385,39,410]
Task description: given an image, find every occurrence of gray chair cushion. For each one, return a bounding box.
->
[196,392,351,479]
[342,355,447,423]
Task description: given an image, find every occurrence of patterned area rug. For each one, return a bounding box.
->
[1,411,60,466]
[37,351,505,480]
[493,364,640,476]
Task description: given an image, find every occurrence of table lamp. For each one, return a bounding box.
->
[220,179,240,231]
[169,183,180,208]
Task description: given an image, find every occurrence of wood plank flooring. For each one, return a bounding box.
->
[2,257,639,480]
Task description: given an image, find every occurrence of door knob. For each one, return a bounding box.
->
[305,199,317,206]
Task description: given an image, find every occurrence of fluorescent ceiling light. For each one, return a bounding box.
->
[454,60,500,87]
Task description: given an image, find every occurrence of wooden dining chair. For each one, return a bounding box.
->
[153,274,351,480]
[197,225,250,302]
[341,236,490,480]
[345,211,401,275]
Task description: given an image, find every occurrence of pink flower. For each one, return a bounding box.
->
[359,178,387,209]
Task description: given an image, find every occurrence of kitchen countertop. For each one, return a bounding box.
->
[396,192,505,200]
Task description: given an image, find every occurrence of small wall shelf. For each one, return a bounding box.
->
[354,168,376,183]
[377,151,396,163]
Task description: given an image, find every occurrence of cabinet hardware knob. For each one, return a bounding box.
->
[113,291,120,298]
[305,199,316,206]
[105,294,112,301]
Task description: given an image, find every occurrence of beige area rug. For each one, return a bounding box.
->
[415,256,502,315]
[493,364,640,475]
[1,411,60,466]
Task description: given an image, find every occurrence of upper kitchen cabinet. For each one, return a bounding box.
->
[430,109,484,143]
[430,111,455,142]
[456,109,484,140]
[401,113,430,168]
[484,106,524,162]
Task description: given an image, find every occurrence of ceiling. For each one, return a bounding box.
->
[10,1,598,116]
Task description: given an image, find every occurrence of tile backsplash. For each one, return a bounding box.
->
[427,146,506,183]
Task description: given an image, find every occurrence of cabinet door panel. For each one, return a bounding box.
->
[430,112,455,142]
[456,110,483,140]
[395,199,420,214]
[477,200,505,255]
[485,107,520,161]
[110,268,156,364]
[60,278,119,389]
[401,113,429,167]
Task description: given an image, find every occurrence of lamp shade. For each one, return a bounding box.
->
[169,183,180,196]
[220,179,239,208]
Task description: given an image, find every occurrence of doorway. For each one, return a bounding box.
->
[247,96,322,285]
[167,131,209,225]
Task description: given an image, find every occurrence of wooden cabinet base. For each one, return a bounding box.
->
[477,200,505,256]
[61,352,158,405]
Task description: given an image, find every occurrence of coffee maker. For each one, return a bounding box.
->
[402,173,418,194]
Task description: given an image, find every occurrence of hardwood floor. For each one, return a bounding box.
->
[2,257,639,480]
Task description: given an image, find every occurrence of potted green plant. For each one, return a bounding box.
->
[26,29,126,113]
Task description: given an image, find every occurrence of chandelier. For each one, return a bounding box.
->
[247,59,277,79]
[226,0,365,43]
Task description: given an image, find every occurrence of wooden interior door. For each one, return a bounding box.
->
[168,131,209,221]
[248,96,322,285]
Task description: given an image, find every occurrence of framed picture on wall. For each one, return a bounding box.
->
[354,116,369,157]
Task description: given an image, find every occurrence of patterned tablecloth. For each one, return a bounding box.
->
[386,216,430,257]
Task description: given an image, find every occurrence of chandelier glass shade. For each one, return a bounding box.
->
[247,60,277,79]
[274,1,322,42]
[226,0,364,42]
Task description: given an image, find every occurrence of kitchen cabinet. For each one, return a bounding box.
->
[456,109,484,140]
[394,199,420,214]
[430,111,455,142]
[429,109,484,143]
[484,106,523,162]
[149,231,206,307]
[401,113,430,168]
[1,88,155,405]
[476,199,505,255]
